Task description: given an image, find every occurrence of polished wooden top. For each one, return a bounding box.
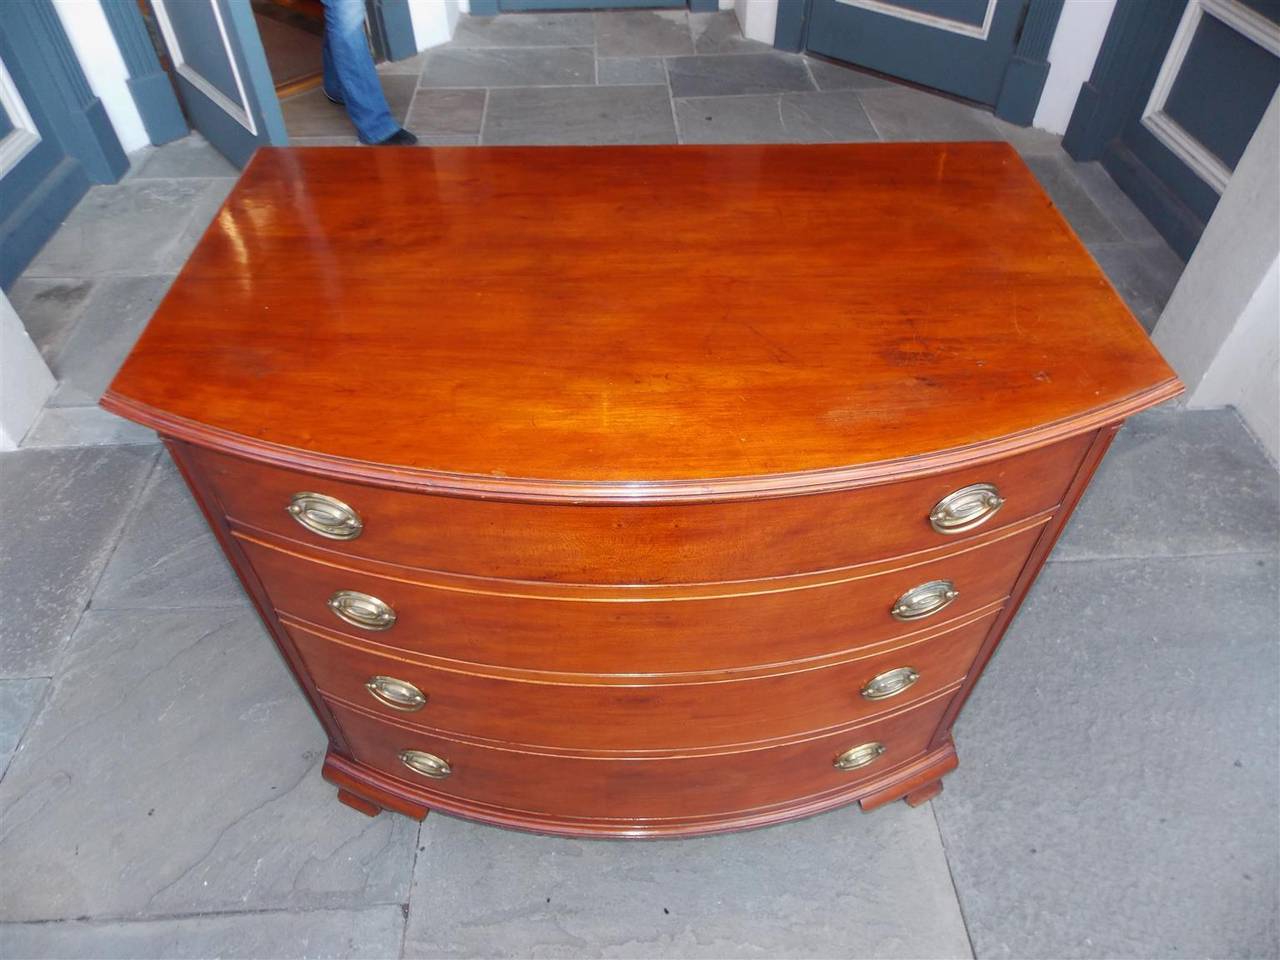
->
[104,143,1179,499]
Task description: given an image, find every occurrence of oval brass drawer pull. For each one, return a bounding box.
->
[365,675,427,712]
[929,483,1004,535]
[891,579,959,621]
[399,749,451,779]
[288,492,363,540]
[860,666,920,701]
[834,742,886,772]
[327,590,396,631]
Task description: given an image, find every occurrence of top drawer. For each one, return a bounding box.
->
[183,433,1092,585]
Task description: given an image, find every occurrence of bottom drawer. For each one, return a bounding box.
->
[326,691,954,822]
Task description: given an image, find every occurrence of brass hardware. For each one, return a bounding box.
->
[929,483,1004,534]
[891,579,959,621]
[834,742,886,771]
[327,590,396,631]
[287,492,363,540]
[860,666,920,701]
[365,676,427,712]
[399,749,451,779]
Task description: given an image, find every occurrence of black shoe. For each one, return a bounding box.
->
[374,128,418,146]
[323,90,344,105]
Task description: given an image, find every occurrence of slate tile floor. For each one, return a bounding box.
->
[2,10,1276,959]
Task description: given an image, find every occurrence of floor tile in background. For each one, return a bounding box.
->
[935,554,1279,959]
[404,807,972,959]
[0,607,418,922]
[0,446,156,679]
[0,906,406,960]
[483,85,676,146]
[1057,408,1280,560]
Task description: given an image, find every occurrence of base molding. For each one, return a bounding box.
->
[321,739,959,837]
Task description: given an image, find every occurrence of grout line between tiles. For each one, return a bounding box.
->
[5,901,416,928]
[931,800,980,960]
[0,446,163,791]
[477,88,491,145]
[663,57,681,143]
[1047,548,1279,564]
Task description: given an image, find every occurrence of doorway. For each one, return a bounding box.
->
[252,0,326,99]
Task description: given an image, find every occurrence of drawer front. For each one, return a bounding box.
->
[288,611,993,750]
[326,692,954,821]
[189,434,1090,584]
[241,523,1042,673]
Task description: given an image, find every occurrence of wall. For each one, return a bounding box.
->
[1034,0,1115,133]
[0,289,55,451]
[734,0,778,46]
[1155,91,1280,460]
[410,0,463,50]
[52,0,148,153]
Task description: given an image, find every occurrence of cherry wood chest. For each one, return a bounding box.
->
[103,143,1181,837]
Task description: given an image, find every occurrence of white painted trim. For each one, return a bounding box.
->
[1141,0,1280,194]
[150,0,258,135]
[0,56,41,177]
[832,0,997,41]
[0,289,56,451]
[52,0,149,153]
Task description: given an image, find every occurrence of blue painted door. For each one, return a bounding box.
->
[149,0,287,166]
[804,0,1030,105]
[0,37,88,288]
[1066,0,1280,259]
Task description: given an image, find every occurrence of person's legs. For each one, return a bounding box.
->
[321,0,401,144]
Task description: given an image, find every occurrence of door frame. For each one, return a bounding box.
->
[1062,0,1279,259]
[774,0,1065,125]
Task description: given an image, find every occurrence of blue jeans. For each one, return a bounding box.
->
[322,0,399,144]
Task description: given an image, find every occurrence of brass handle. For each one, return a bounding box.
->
[930,483,1004,534]
[288,492,363,540]
[891,579,959,621]
[399,749,451,779]
[327,590,396,631]
[365,675,427,712]
[834,742,886,771]
[861,666,920,701]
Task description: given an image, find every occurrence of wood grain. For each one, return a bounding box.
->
[103,144,1179,499]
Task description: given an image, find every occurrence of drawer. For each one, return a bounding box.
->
[188,434,1091,584]
[326,690,955,821]
[239,521,1043,673]
[288,610,992,750]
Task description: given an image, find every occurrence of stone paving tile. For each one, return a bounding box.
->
[452,11,594,48]
[0,905,407,959]
[779,89,879,142]
[0,607,418,922]
[0,678,48,777]
[596,56,667,85]
[22,179,228,278]
[1072,161,1165,244]
[404,807,972,959]
[128,134,239,179]
[667,52,814,98]
[1024,153,1124,244]
[92,457,241,609]
[46,276,172,408]
[405,88,486,140]
[1057,408,1279,560]
[675,94,786,144]
[935,554,1279,959]
[804,55,894,90]
[856,85,1000,142]
[594,9,692,57]
[6,277,95,363]
[0,446,156,679]
[378,49,430,75]
[421,46,594,89]
[689,11,771,54]
[18,406,158,449]
[992,116,1066,157]
[483,85,676,146]
[1088,239,1186,332]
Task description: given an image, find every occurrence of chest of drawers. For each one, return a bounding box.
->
[103,143,1181,837]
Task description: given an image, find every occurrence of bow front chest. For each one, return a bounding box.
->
[103,143,1181,837]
